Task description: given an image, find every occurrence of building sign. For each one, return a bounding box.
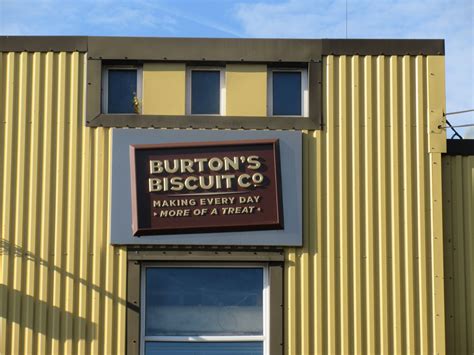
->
[129,140,282,236]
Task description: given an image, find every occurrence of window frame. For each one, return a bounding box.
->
[139,262,270,355]
[267,68,309,117]
[101,65,143,114]
[186,66,226,116]
[87,59,322,130]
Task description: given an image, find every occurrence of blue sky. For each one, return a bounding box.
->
[1,0,473,137]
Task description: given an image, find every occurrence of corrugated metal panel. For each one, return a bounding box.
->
[0,51,447,355]
[443,155,474,354]
[0,52,127,354]
[286,55,446,354]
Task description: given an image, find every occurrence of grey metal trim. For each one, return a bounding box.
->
[0,36,445,56]
[88,37,322,62]
[309,61,323,129]
[110,129,302,246]
[322,38,445,56]
[127,260,141,355]
[269,262,284,355]
[127,249,285,261]
[86,59,101,122]
[0,36,87,52]
[87,114,320,130]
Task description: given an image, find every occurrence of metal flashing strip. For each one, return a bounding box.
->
[0,36,87,52]
[87,114,321,130]
[321,38,445,56]
[127,249,285,261]
[446,139,474,156]
[88,37,322,61]
[0,36,445,56]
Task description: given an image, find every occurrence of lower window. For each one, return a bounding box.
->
[141,264,268,355]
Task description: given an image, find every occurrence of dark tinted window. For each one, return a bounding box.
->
[145,342,263,355]
[272,71,302,116]
[191,70,220,114]
[145,267,263,336]
[107,69,137,113]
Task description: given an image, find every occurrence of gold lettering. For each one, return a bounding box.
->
[199,176,214,190]
[194,158,208,172]
[159,209,191,217]
[180,159,194,173]
[215,175,222,189]
[221,174,235,188]
[247,155,261,170]
[184,176,198,190]
[170,177,184,191]
[150,160,163,174]
[149,178,162,192]
[252,173,264,185]
[164,159,179,173]
[224,156,239,171]
[208,157,223,171]
[237,174,251,188]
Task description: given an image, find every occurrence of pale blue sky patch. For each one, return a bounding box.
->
[1,0,472,137]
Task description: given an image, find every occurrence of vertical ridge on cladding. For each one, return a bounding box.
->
[0,51,447,354]
[286,54,446,354]
[0,52,126,354]
[443,155,474,355]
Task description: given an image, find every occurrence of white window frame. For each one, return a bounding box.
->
[267,68,308,117]
[186,66,226,116]
[101,65,143,114]
[140,263,269,355]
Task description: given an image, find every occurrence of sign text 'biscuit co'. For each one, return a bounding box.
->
[129,139,283,235]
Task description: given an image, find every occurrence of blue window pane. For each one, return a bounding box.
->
[107,69,137,113]
[191,71,220,114]
[272,71,302,116]
[145,342,263,355]
[145,268,263,336]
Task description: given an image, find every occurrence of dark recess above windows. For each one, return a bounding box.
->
[0,36,445,130]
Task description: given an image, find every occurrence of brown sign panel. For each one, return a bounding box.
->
[129,139,283,236]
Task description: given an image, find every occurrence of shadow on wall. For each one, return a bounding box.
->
[0,238,126,340]
[0,284,96,340]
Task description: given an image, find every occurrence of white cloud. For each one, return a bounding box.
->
[235,0,344,38]
[135,0,244,37]
[86,5,176,31]
[0,0,243,37]
[0,0,181,35]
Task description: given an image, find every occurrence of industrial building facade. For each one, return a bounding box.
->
[0,36,473,354]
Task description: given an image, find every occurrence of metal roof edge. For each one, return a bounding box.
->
[0,36,445,56]
[446,139,474,156]
[0,35,88,52]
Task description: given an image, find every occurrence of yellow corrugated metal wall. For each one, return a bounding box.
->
[443,154,474,354]
[286,55,446,354]
[142,63,186,115]
[0,52,126,355]
[0,52,447,355]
